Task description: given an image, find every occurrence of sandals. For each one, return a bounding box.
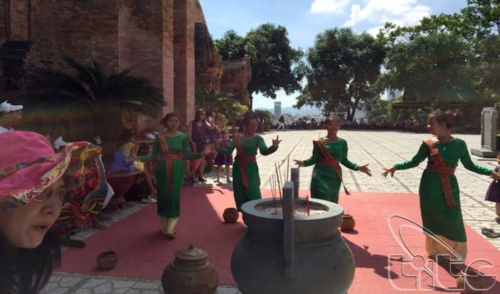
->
[481,227,500,238]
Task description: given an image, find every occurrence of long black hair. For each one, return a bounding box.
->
[0,230,61,293]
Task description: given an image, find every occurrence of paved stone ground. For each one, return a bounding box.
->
[42,129,500,294]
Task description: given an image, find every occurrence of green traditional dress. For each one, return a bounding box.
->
[303,138,359,203]
[139,132,202,235]
[393,138,491,259]
[217,135,278,211]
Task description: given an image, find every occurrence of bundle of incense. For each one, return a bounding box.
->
[275,163,282,200]
[270,174,277,214]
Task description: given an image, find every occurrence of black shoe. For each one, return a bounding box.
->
[198,177,207,182]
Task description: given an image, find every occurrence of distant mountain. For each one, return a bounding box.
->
[255,105,322,115]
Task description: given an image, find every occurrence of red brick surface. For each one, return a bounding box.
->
[0,0,225,125]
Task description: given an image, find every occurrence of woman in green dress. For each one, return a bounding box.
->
[294,116,371,203]
[383,110,500,266]
[139,113,211,239]
[217,114,281,211]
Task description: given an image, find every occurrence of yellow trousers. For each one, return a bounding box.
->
[426,234,467,261]
[160,217,179,235]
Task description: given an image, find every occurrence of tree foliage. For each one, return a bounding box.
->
[379,32,474,104]
[215,24,305,108]
[253,109,274,125]
[296,28,385,120]
[21,57,165,164]
[194,86,248,122]
[214,30,246,60]
[377,0,500,110]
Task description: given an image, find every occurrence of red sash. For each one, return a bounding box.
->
[158,134,183,200]
[234,135,257,188]
[314,140,350,195]
[424,139,456,208]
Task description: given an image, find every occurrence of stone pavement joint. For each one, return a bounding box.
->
[42,130,500,293]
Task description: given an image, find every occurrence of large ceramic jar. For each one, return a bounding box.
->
[231,198,355,294]
[162,244,218,294]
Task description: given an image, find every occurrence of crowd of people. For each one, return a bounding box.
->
[2,100,500,292]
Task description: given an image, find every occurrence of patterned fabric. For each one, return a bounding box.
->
[0,141,102,211]
[0,131,109,233]
[50,146,109,232]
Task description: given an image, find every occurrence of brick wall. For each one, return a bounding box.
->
[0,0,6,41]
[162,0,175,115]
[26,0,93,70]
[173,0,195,126]
[10,0,29,40]
[3,0,216,128]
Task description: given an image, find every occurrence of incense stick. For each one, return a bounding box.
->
[275,163,282,200]
[270,174,277,214]
[286,156,290,181]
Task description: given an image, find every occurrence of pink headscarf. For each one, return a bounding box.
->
[0,131,106,211]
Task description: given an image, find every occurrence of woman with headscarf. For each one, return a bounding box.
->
[0,131,109,293]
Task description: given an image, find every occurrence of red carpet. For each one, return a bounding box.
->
[60,188,500,293]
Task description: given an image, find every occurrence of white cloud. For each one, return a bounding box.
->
[310,0,350,14]
[366,25,384,37]
[345,0,431,28]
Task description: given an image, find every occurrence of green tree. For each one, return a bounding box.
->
[296,28,385,120]
[194,86,248,122]
[22,57,165,164]
[215,23,305,109]
[215,30,247,60]
[364,98,393,124]
[253,109,274,125]
[378,31,475,106]
[378,0,500,107]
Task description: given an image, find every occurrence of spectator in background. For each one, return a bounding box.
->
[277,115,286,131]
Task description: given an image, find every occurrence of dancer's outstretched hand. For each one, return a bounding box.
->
[382,167,396,178]
[272,136,281,147]
[358,164,371,176]
[293,159,305,167]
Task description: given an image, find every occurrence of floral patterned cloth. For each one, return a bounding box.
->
[0,131,109,233]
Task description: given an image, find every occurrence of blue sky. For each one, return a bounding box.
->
[201,0,468,109]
